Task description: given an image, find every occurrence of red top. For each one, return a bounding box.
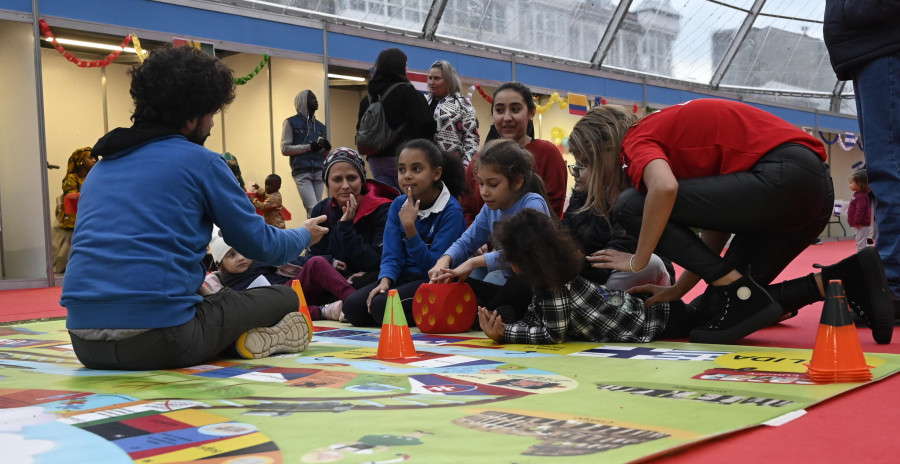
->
[460,138,568,224]
[622,99,828,191]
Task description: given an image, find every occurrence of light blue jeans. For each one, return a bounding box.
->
[854,51,900,298]
[293,170,324,218]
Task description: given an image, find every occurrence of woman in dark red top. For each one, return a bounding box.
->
[569,99,893,345]
[460,82,567,223]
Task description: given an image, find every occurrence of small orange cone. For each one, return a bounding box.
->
[805,280,873,383]
[290,279,314,342]
[376,289,417,360]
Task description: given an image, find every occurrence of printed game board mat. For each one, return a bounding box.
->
[2,319,900,464]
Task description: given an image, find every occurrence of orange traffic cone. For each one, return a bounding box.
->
[805,280,873,383]
[290,279,314,342]
[376,289,417,360]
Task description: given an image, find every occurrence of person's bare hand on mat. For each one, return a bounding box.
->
[478,306,505,342]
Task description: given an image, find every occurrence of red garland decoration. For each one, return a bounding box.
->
[600,97,607,105]
[632,103,639,114]
[475,83,492,104]
[39,19,132,68]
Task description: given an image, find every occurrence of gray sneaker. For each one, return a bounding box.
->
[235,312,310,359]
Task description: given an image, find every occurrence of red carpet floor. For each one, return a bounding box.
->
[1,240,898,463]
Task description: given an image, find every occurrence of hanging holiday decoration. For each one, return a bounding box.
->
[534,92,568,115]
[595,96,607,106]
[475,83,492,104]
[466,84,476,102]
[819,131,838,145]
[645,105,657,114]
[131,33,147,62]
[818,131,860,152]
[632,103,639,114]
[233,54,270,85]
[40,19,132,68]
[843,132,858,150]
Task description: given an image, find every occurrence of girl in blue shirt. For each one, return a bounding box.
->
[429,139,551,322]
[343,139,469,326]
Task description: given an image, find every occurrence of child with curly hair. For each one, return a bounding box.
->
[478,208,695,344]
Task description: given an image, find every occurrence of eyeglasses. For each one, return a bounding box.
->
[567,164,587,177]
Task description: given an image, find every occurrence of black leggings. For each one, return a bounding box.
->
[616,143,834,286]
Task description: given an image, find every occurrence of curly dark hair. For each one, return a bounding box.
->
[128,45,235,128]
[493,209,584,292]
[399,138,470,197]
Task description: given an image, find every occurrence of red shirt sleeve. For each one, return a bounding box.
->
[525,139,568,218]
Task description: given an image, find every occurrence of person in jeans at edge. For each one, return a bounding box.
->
[61,45,328,370]
[824,1,900,319]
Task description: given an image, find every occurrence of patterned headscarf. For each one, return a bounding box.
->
[322,147,367,184]
[66,147,94,177]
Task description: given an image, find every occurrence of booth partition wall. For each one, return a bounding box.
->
[0,0,863,290]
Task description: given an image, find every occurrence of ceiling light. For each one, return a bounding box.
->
[43,37,146,55]
[327,73,365,82]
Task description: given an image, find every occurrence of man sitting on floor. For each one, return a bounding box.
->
[60,45,327,370]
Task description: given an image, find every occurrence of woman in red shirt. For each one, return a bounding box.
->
[460,82,567,223]
[569,99,893,345]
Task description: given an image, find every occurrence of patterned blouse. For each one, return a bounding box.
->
[428,92,480,166]
[504,275,670,344]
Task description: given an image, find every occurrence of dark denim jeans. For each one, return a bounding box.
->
[854,51,900,298]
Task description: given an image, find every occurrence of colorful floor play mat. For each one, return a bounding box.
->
[2,319,900,464]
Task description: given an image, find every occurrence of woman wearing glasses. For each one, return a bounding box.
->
[568,100,894,345]
[562,162,672,291]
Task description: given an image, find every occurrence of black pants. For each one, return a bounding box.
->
[616,143,834,286]
[343,272,425,327]
[69,286,298,370]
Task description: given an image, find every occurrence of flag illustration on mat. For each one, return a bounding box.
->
[568,93,587,116]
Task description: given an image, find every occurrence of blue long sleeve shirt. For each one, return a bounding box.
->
[443,192,550,272]
[379,185,466,282]
[62,133,311,330]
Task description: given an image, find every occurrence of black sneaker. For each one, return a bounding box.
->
[689,274,783,344]
[814,247,893,344]
[235,312,310,359]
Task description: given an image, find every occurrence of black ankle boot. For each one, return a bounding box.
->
[689,274,783,344]
[815,247,893,344]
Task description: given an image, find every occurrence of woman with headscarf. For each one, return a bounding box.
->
[426,60,480,166]
[53,147,97,273]
[357,48,435,189]
[307,147,399,290]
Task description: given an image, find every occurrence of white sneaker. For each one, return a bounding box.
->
[321,300,344,321]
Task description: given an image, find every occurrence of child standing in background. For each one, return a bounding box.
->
[847,170,873,252]
[342,139,468,326]
[251,174,286,229]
